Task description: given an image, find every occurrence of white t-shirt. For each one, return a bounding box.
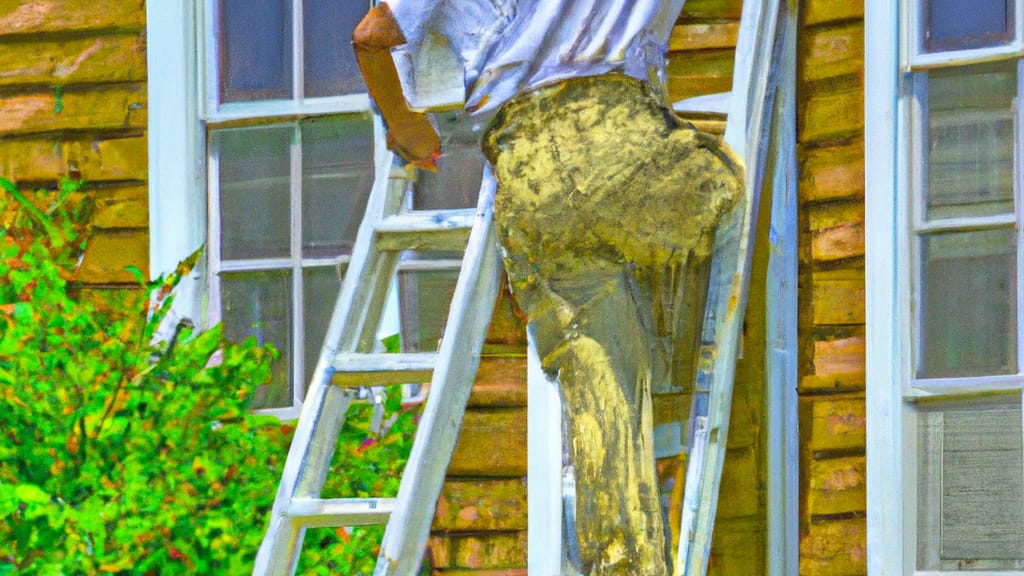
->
[386,0,687,115]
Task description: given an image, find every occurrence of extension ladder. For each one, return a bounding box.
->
[255,0,788,572]
[671,0,788,573]
[252,145,502,575]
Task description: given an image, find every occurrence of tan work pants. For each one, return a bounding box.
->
[483,74,742,575]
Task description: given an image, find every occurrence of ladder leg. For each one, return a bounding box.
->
[254,382,356,575]
[374,178,503,575]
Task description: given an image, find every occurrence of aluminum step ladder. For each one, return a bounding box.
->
[253,145,503,575]
[672,0,789,574]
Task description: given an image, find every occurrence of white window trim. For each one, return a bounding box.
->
[147,1,207,330]
[865,0,904,573]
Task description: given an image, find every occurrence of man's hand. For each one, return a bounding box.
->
[353,3,441,170]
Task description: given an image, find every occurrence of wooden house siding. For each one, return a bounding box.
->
[0,0,148,295]
[0,0,881,573]
[428,290,530,574]
[797,0,868,574]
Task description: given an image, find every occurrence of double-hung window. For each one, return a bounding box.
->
[868,0,1024,573]
[205,0,378,417]
[147,1,485,419]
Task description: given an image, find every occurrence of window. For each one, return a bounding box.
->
[147,2,486,419]
[205,0,377,416]
[867,0,1024,573]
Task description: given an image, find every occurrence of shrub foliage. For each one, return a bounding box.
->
[0,179,419,574]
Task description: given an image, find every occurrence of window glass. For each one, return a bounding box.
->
[303,266,343,386]
[924,0,1014,52]
[918,228,1017,378]
[413,113,486,211]
[926,62,1016,220]
[398,265,460,352]
[217,126,293,260]
[916,398,1024,570]
[301,115,375,257]
[304,0,367,97]
[222,270,294,409]
[219,0,294,102]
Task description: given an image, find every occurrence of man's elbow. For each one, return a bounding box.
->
[352,3,406,50]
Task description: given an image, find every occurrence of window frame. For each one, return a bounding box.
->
[150,0,389,419]
[207,0,383,420]
[867,0,1024,574]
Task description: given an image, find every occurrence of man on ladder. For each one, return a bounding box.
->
[353,2,743,574]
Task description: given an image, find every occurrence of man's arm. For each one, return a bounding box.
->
[353,2,440,170]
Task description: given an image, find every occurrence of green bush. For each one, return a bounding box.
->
[0,179,419,574]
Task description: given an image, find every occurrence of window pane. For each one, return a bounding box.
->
[217,126,293,260]
[916,397,1024,570]
[413,112,485,211]
[301,115,375,257]
[221,270,293,409]
[398,264,459,352]
[926,62,1016,220]
[219,0,294,102]
[304,0,367,97]
[924,0,1013,52]
[303,265,343,387]
[918,228,1016,378]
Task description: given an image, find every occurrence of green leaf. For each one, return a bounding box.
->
[124,265,146,286]
[380,333,401,354]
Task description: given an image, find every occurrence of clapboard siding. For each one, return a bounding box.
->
[797,0,868,574]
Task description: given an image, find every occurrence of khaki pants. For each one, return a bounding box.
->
[483,74,742,575]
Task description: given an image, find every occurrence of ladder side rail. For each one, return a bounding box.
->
[374,168,503,575]
[253,390,358,575]
[253,143,403,575]
[675,0,787,573]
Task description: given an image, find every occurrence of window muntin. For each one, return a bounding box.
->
[207,0,487,415]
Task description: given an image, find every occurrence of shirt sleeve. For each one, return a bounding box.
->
[382,0,435,48]
[385,0,469,110]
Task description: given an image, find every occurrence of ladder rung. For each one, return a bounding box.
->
[287,497,395,528]
[331,352,437,388]
[375,210,475,252]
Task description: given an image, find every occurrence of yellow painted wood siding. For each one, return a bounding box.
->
[429,288,529,574]
[796,1,867,574]
[0,0,148,293]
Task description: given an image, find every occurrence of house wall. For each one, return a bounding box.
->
[0,1,873,573]
[796,0,868,574]
[426,289,530,574]
[0,0,148,296]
